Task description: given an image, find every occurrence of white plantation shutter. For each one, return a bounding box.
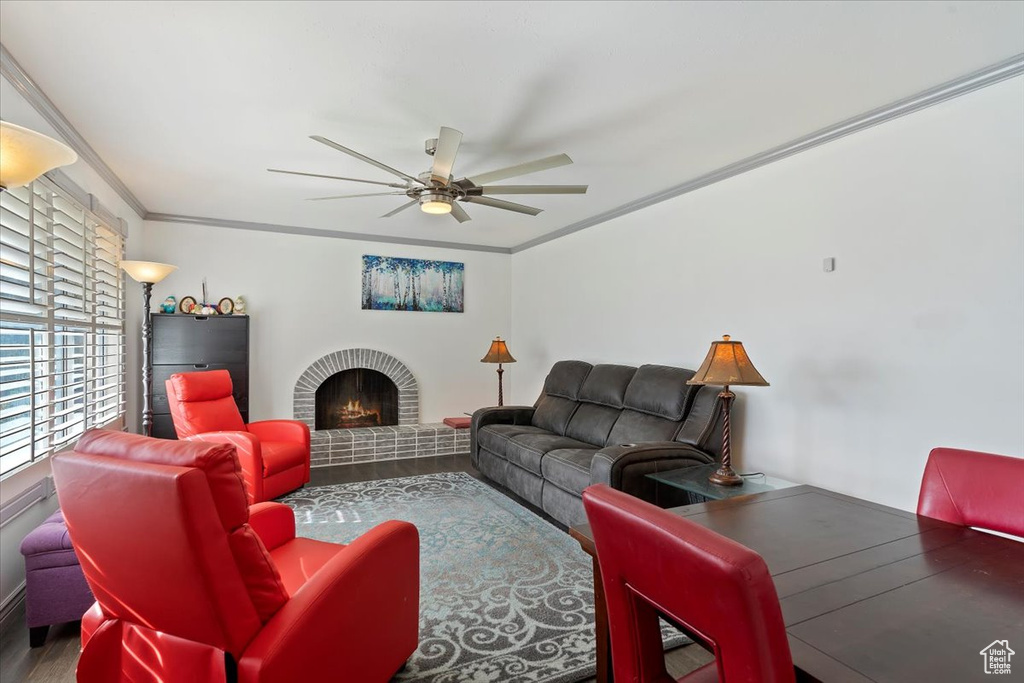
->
[0,176,125,476]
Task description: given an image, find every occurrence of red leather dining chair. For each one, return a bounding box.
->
[166,369,310,503]
[582,484,795,683]
[917,447,1024,536]
[52,429,419,683]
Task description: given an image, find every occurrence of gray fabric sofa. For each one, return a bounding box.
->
[471,360,725,527]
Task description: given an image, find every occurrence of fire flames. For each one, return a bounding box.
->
[338,399,381,426]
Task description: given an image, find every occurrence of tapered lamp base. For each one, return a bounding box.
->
[708,464,744,486]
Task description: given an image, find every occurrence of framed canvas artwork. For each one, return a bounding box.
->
[361,255,465,313]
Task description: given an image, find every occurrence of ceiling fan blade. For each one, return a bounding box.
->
[430,127,463,185]
[381,200,418,218]
[450,201,472,223]
[478,184,588,195]
[307,192,408,201]
[310,135,422,185]
[465,153,573,186]
[267,168,408,189]
[463,196,543,216]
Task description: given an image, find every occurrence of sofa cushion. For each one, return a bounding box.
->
[542,360,593,400]
[269,537,346,596]
[542,448,600,495]
[477,424,548,457]
[607,410,682,445]
[578,364,635,407]
[622,365,697,420]
[565,403,622,446]
[675,384,723,454]
[505,433,594,476]
[532,395,579,436]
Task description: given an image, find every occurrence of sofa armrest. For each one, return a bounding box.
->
[471,405,536,430]
[187,431,264,504]
[237,520,419,683]
[471,406,536,467]
[591,442,714,491]
[247,420,311,448]
[248,502,296,551]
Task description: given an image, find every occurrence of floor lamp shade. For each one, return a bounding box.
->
[121,261,178,284]
[481,337,516,406]
[0,121,78,190]
[687,335,769,486]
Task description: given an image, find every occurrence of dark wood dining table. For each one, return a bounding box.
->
[569,484,1024,683]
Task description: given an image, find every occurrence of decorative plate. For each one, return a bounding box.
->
[218,297,234,315]
[179,296,197,314]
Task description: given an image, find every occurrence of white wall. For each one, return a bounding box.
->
[510,76,1024,513]
[0,75,145,613]
[141,221,512,424]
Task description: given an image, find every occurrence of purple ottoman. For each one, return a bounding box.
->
[18,509,94,647]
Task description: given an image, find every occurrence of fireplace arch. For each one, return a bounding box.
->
[293,349,418,431]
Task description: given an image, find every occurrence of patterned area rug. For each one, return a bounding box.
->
[280,472,687,683]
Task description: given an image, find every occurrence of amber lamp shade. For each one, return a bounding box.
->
[687,335,769,486]
[481,337,516,406]
[481,338,516,364]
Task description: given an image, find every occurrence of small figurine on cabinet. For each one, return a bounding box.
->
[200,304,217,315]
[160,296,177,314]
[234,296,247,315]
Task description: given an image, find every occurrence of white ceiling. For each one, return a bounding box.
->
[1,1,1022,249]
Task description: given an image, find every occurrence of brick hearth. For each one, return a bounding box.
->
[310,424,470,467]
[295,348,469,467]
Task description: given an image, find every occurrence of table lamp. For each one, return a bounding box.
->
[687,335,769,486]
[122,261,178,436]
[481,337,516,406]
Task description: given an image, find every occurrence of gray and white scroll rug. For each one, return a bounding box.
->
[280,472,687,683]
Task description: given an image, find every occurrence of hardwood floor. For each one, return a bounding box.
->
[0,453,711,682]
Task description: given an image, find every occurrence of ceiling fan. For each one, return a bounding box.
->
[268,127,587,223]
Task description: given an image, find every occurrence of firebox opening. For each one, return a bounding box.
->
[315,369,399,430]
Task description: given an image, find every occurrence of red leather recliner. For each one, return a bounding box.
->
[917,447,1024,536]
[582,484,795,683]
[166,369,310,503]
[52,429,419,683]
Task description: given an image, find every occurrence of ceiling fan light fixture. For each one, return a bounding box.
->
[419,193,453,215]
[0,121,78,190]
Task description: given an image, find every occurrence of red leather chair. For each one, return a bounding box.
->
[52,429,419,683]
[166,369,310,503]
[917,447,1024,536]
[582,484,795,683]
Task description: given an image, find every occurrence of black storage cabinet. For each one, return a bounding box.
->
[151,314,249,439]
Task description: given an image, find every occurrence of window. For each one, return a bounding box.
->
[1,176,125,477]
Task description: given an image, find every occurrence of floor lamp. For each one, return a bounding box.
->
[687,335,769,486]
[121,261,178,436]
[481,337,516,406]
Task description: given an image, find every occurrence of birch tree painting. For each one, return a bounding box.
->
[361,255,465,313]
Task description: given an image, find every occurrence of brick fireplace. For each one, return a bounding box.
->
[294,349,469,467]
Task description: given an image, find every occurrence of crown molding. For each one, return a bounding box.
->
[0,43,148,218]
[4,36,1019,253]
[145,213,513,254]
[511,53,1024,253]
